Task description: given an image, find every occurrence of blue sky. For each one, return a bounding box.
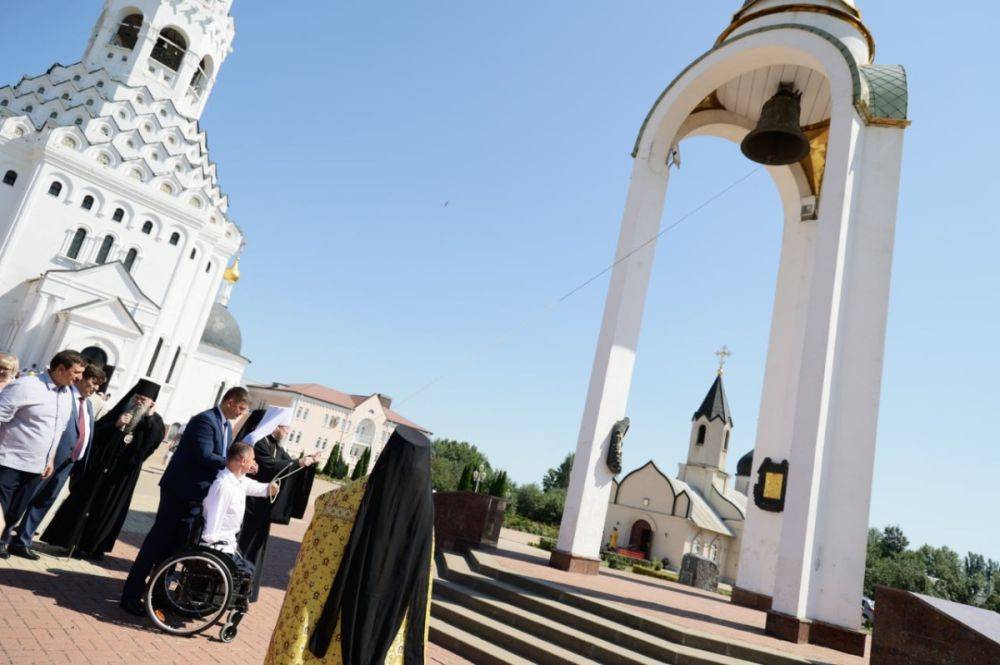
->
[4,2,998,559]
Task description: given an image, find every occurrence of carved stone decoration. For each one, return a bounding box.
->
[606,417,630,475]
[753,456,789,512]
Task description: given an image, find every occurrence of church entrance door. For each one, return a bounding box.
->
[81,346,114,390]
[629,520,652,558]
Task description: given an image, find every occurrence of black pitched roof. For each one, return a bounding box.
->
[692,373,733,426]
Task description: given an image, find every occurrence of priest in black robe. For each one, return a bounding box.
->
[234,406,317,601]
[42,379,165,560]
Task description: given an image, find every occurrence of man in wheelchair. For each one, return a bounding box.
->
[144,443,277,641]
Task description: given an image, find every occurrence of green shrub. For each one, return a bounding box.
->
[536,537,557,552]
[503,513,559,539]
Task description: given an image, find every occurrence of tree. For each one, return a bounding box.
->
[880,525,909,557]
[543,453,574,492]
[351,448,371,480]
[488,471,509,498]
[457,464,474,491]
[430,439,491,492]
[323,444,349,479]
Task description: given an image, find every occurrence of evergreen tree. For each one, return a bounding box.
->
[324,444,349,479]
[351,448,371,480]
[488,471,509,498]
[457,464,474,491]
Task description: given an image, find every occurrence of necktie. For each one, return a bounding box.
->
[224,421,232,446]
[71,397,87,461]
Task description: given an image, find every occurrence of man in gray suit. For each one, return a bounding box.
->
[7,364,105,560]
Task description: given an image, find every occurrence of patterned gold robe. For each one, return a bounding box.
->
[264,480,431,665]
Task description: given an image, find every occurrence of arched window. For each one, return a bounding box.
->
[3,170,16,186]
[112,208,125,222]
[151,27,187,71]
[189,56,213,98]
[696,424,706,446]
[724,431,730,452]
[112,13,143,51]
[124,248,138,272]
[141,221,153,235]
[67,228,87,259]
[48,181,63,197]
[355,418,375,445]
[81,195,95,211]
[205,262,212,273]
[96,235,114,264]
[169,232,180,246]
[189,248,197,260]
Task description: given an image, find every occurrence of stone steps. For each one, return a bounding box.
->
[429,549,823,665]
[429,617,535,665]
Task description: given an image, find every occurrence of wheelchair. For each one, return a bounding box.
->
[144,520,253,643]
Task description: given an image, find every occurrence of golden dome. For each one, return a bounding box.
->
[223,259,241,284]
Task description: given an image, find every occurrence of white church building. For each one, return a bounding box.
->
[0,0,250,423]
[604,372,753,583]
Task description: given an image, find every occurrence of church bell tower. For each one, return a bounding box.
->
[82,0,236,119]
[685,371,734,472]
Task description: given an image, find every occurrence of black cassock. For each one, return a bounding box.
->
[237,434,315,601]
[42,410,165,558]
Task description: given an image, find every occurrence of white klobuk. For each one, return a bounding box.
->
[553,0,908,649]
[0,0,250,424]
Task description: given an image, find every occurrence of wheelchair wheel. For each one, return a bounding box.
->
[219,623,238,643]
[146,551,233,637]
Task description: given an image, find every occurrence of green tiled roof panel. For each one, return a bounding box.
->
[860,64,909,121]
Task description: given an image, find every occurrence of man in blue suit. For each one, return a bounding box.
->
[120,386,250,615]
[6,364,105,560]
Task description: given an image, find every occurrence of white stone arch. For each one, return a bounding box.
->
[108,199,136,225]
[62,222,95,258]
[555,14,908,649]
[45,170,75,202]
[76,185,107,214]
[138,212,163,239]
[77,336,121,368]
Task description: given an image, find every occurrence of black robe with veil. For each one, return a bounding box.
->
[234,410,315,601]
[308,424,434,664]
[42,386,165,558]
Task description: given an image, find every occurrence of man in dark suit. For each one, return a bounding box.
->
[119,386,251,615]
[6,364,105,560]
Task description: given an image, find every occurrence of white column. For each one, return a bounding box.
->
[805,124,906,629]
[736,198,817,601]
[554,155,669,563]
[771,105,866,618]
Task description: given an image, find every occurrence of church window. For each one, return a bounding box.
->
[73,75,81,82]
[62,136,77,148]
[151,27,188,72]
[97,81,105,88]
[74,118,83,126]
[190,248,197,260]
[356,419,375,445]
[24,105,33,113]
[160,183,173,194]
[724,431,730,452]
[165,346,181,384]
[96,235,114,264]
[48,181,63,197]
[205,262,212,273]
[189,197,202,208]
[696,424,706,446]
[141,221,153,234]
[112,13,143,51]
[189,57,214,99]
[61,93,69,100]
[124,248,138,272]
[81,195,95,211]
[67,228,87,259]
[37,87,45,95]
[112,208,125,222]
[2,171,16,186]
[169,232,180,245]
[146,337,164,376]
[0,99,7,106]
[130,169,143,181]
[86,99,95,107]
[49,112,58,120]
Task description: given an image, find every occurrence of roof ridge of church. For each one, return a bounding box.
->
[692,373,733,426]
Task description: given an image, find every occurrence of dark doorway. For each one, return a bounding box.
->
[629,520,653,558]
[81,346,114,391]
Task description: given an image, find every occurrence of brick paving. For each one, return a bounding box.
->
[0,461,467,665]
[492,529,869,664]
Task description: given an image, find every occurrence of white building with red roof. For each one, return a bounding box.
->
[246,382,431,472]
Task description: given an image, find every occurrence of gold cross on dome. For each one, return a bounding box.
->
[715,346,732,374]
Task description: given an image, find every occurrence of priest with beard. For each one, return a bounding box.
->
[235,406,317,602]
[42,379,165,560]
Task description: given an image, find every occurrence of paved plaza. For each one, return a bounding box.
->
[0,459,467,665]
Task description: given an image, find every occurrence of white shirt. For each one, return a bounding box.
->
[71,385,93,461]
[201,468,270,554]
[0,373,74,473]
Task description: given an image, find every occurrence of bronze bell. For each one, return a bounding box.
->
[740,82,811,166]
